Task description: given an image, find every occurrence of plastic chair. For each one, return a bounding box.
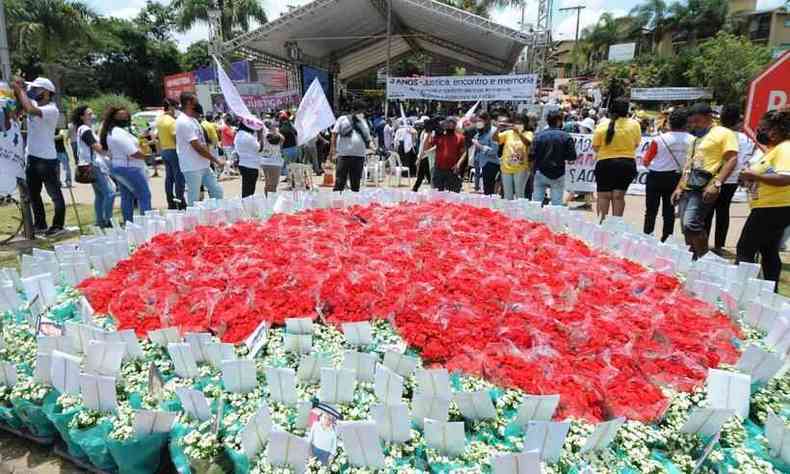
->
[386,152,411,187]
[363,152,385,187]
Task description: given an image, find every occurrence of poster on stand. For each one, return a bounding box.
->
[387,74,536,101]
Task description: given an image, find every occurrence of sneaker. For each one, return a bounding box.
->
[44,227,67,238]
[33,227,48,236]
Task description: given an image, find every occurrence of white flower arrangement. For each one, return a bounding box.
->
[181,420,223,460]
[10,376,50,405]
[69,408,105,431]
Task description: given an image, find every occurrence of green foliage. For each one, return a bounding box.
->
[170,0,267,39]
[84,94,141,118]
[180,41,212,72]
[685,32,772,104]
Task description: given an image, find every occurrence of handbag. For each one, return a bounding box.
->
[74,139,96,184]
[684,134,713,192]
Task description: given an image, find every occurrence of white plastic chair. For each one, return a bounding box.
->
[363,152,385,187]
[386,152,411,187]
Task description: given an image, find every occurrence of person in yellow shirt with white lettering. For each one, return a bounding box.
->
[671,103,739,259]
[736,109,790,293]
[155,98,185,209]
[591,99,641,221]
[494,113,533,200]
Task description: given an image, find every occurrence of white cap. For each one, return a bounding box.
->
[26,77,56,93]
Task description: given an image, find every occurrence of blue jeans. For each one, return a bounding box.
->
[501,170,529,200]
[161,149,185,209]
[57,151,71,186]
[111,166,151,223]
[91,165,116,227]
[183,168,223,206]
[532,170,565,206]
[473,159,481,191]
[282,147,300,176]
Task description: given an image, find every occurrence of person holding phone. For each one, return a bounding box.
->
[494,113,532,200]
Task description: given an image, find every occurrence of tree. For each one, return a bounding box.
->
[169,0,267,40]
[136,0,178,41]
[666,0,729,47]
[181,40,212,71]
[685,32,772,104]
[629,0,668,51]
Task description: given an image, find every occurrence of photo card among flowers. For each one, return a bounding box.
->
[167,343,199,379]
[424,419,466,457]
[341,351,376,383]
[516,394,561,426]
[491,450,541,474]
[337,421,386,469]
[266,430,311,473]
[522,420,571,463]
[680,408,735,437]
[241,403,273,460]
[80,373,118,413]
[580,416,626,453]
[51,350,81,395]
[319,368,356,405]
[266,367,298,405]
[176,387,211,421]
[133,409,178,437]
[148,327,181,347]
[371,402,411,443]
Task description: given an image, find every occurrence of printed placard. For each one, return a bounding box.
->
[765,410,790,464]
[81,373,118,413]
[454,390,497,421]
[522,421,571,463]
[342,351,376,383]
[51,350,82,395]
[176,387,212,421]
[765,317,790,356]
[424,419,466,457]
[342,322,373,346]
[0,362,17,387]
[338,421,386,468]
[680,408,735,436]
[205,342,236,369]
[371,403,411,443]
[319,368,356,404]
[283,334,313,355]
[167,343,200,379]
[86,340,125,377]
[221,359,257,393]
[34,353,52,384]
[706,369,751,419]
[491,450,541,474]
[266,367,297,405]
[382,351,418,378]
[415,368,451,400]
[735,344,786,384]
[241,404,273,459]
[285,317,313,335]
[580,417,625,453]
[516,394,561,425]
[266,430,311,473]
[296,353,331,383]
[0,280,21,313]
[185,332,212,363]
[148,327,181,347]
[411,394,450,429]
[374,365,404,405]
[133,410,178,437]
[744,302,779,332]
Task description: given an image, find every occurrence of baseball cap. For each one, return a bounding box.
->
[26,77,56,93]
[688,102,713,116]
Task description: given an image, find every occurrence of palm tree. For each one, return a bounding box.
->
[629,0,668,51]
[666,0,729,47]
[169,0,268,40]
[582,12,621,63]
[6,0,94,63]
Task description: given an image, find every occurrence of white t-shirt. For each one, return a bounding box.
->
[308,423,337,455]
[332,115,370,158]
[726,132,757,184]
[107,127,145,169]
[234,130,260,169]
[175,113,209,173]
[648,131,692,172]
[26,101,59,159]
[261,138,284,168]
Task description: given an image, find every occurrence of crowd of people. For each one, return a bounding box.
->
[7,75,790,292]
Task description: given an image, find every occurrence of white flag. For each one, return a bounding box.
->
[295,78,336,146]
[213,56,264,131]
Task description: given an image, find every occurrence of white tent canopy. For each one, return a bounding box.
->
[225,0,532,81]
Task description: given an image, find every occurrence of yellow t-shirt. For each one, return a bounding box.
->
[155,114,177,150]
[592,118,641,160]
[747,140,790,209]
[202,120,219,147]
[688,125,739,175]
[497,129,533,174]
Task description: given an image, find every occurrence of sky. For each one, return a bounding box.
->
[90,0,786,49]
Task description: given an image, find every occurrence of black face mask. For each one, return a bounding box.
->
[756,130,771,146]
[117,119,131,129]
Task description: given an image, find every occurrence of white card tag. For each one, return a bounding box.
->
[296,353,330,383]
[34,353,52,384]
[294,401,312,430]
[133,410,178,437]
[765,317,790,356]
[342,322,373,346]
[338,421,386,469]
[244,321,269,359]
[60,261,91,287]
[79,296,95,324]
[735,344,786,385]
[241,403,273,460]
[415,368,451,400]
[342,351,376,383]
[522,421,571,463]
[64,322,91,354]
[382,351,418,378]
[285,317,313,335]
[86,340,125,377]
[21,273,57,308]
[374,365,404,405]
[765,410,790,464]
[148,327,181,347]
[516,394,561,425]
[453,390,497,421]
[51,350,82,395]
[424,419,466,457]
[37,335,73,355]
[205,343,236,369]
[283,334,312,354]
[580,417,625,453]
[167,343,200,379]
[0,362,17,387]
[680,408,735,436]
[266,431,311,473]
[265,367,297,405]
[319,368,356,404]
[411,394,450,429]
[491,450,541,474]
[80,373,118,413]
[706,369,751,419]
[176,387,211,421]
[0,280,21,313]
[371,403,411,443]
[221,359,257,393]
[185,332,212,363]
[118,330,145,359]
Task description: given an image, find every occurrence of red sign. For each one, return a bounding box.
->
[163,72,196,101]
[744,51,790,143]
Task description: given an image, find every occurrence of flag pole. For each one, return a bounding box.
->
[384,0,392,120]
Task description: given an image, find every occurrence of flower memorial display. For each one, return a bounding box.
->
[79,201,742,423]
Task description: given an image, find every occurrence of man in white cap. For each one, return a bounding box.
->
[13,76,64,237]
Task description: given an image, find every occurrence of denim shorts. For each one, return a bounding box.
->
[678,190,714,233]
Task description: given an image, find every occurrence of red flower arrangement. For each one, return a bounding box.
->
[79,202,741,422]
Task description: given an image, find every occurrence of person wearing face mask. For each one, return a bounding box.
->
[394,118,418,176]
[72,105,115,228]
[12,76,65,237]
[530,110,577,206]
[735,109,790,293]
[494,113,532,200]
[413,118,435,192]
[175,92,225,206]
[100,106,151,223]
[330,102,372,192]
[428,117,466,192]
[156,98,185,209]
[671,102,739,259]
[471,112,499,195]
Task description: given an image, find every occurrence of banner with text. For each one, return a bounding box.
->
[387,74,537,101]
[631,87,712,102]
[564,134,746,201]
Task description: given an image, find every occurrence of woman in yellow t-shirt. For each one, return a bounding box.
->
[495,113,533,200]
[736,109,790,292]
[591,99,641,221]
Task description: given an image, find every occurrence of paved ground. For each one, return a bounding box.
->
[0,170,783,473]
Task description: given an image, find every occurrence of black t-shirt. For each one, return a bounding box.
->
[81,129,97,147]
[55,133,66,153]
[281,123,297,148]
